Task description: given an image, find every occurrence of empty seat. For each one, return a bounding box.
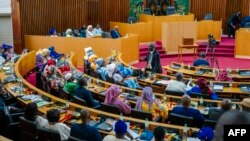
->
[166,7,176,15]
[127,16,137,24]
[165,90,184,97]
[131,109,153,121]
[204,13,213,20]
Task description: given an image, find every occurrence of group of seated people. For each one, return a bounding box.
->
[83,47,142,89]
[49,24,122,39]
[0,43,16,65]
[165,72,218,100]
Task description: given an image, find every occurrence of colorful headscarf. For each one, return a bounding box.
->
[197,78,212,96]
[197,127,214,141]
[104,85,120,104]
[135,87,155,110]
[215,70,232,81]
[49,28,56,35]
[2,44,12,50]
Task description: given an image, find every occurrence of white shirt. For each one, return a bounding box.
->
[94,28,103,36]
[103,135,128,141]
[86,30,95,38]
[43,122,71,141]
[35,116,48,128]
[165,80,187,93]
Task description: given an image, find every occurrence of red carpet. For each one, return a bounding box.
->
[133,56,250,72]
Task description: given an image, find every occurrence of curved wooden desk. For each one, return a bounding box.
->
[6,51,201,135]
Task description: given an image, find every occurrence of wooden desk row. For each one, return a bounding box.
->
[7,51,200,136]
[117,53,250,98]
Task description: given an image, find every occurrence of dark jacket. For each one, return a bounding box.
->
[172,106,205,127]
[146,50,162,73]
[75,86,99,107]
[70,123,102,141]
[110,29,121,39]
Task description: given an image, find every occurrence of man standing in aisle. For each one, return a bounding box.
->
[227,11,241,38]
[145,43,162,74]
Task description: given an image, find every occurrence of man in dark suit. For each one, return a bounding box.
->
[70,110,102,141]
[227,12,241,38]
[145,43,162,73]
[208,99,232,120]
[110,26,121,39]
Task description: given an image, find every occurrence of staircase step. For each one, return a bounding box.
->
[139,46,162,52]
[205,52,234,57]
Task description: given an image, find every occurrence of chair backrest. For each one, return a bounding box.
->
[165,89,184,97]
[106,76,115,83]
[100,103,121,114]
[101,32,111,38]
[244,22,250,28]
[131,109,152,121]
[127,16,137,24]
[166,6,176,15]
[115,81,127,87]
[7,122,20,141]
[168,113,193,127]
[204,13,213,20]
[19,116,37,141]
[203,119,217,129]
[68,136,86,141]
[189,92,210,99]
[72,96,87,106]
[37,127,61,141]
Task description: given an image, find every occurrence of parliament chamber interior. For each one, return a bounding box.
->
[1,0,250,141]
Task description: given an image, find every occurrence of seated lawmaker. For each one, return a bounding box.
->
[75,78,100,107]
[63,73,78,97]
[110,26,121,39]
[93,24,103,36]
[171,95,205,127]
[165,72,187,93]
[70,110,102,141]
[43,109,70,141]
[24,102,48,128]
[86,25,95,38]
[193,52,210,66]
[103,120,127,141]
[208,99,232,120]
[135,87,160,115]
[104,85,131,115]
[187,78,218,100]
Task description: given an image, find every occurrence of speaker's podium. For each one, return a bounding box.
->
[178,38,198,61]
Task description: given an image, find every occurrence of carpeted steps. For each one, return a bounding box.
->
[139,41,167,60]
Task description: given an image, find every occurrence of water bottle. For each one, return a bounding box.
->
[65,100,69,110]
[236,68,239,74]
[183,124,188,141]
[119,113,123,121]
[163,93,167,102]
[209,79,213,87]
[199,97,204,107]
[145,118,149,129]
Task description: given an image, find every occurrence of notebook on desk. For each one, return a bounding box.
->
[213,85,224,91]
[194,70,204,75]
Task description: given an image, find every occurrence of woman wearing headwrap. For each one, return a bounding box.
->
[187,78,218,100]
[48,46,63,60]
[64,73,77,97]
[43,59,57,79]
[215,70,232,81]
[135,87,160,115]
[86,25,95,38]
[49,28,57,37]
[65,29,73,37]
[104,85,131,115]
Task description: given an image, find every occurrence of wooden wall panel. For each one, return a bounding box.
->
[13,0,250,51]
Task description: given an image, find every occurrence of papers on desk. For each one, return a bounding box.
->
[240,86,250,93]
[2,66,11,71]
[213,85,224,91]
[154,80,170,85]
[239,71,250,76]
[194,70,204,75]
[20,94,42,101]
